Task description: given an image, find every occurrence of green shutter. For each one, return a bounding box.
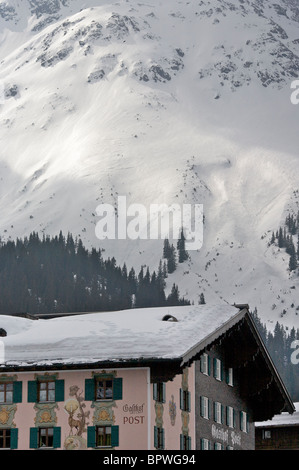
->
[179,388,183,410]
[13,381,22,403]
[27,381,37,403]
[162,383,166,403]
[187,436,191,450]
[111,425,119,447]
[153,383,157,401]
[29,427,38,449]
[87,426,96,448]
[55,380,64,402]
[113,378,123,400]
[53,427,61,448]
[180,434,184,450]
[208,355,211,375]
[200,396,203,417]
[187,391,191,412]
[10,428,18,449]
[85,379,95,401]
[161,428,165,449]
[154,426,158,448]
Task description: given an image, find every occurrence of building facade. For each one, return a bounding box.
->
[0,304,294,450]
[255,403,299,450]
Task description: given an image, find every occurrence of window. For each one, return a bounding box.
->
[0,429,11,449]
[28,378,64,403]
[0,380,22,404]
[154,427,165,450]
[214,402,223,424]
[39,427,54,448]
[85,376,122,402]
[214,442,223,450]
[29,427,61,449]
[213,358,222,381]
[96,426,112,447]
[226,406,235,428]
[38,381,55,403]
[262,430,271,439]
[200,353,210,375]
[200,396,210,419]
[0,382,13,404]
[227,368,233,386]
[87,425,119,448]
[180,389,191,412]
[96,378,113,400]
[200,438,210,450]
[240,411,248,433]
[180,434,191,450]
[153,382,165,403]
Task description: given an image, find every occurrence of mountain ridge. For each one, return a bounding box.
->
[0,0,299,329]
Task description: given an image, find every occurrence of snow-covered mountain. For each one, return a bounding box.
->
[0,0,299,329]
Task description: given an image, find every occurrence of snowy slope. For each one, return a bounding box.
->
[0,0,299,329]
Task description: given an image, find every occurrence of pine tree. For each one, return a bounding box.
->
[177,227,189,263]
[167,244,177,274]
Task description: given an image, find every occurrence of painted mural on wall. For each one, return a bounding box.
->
[63,385,90,450]
[169,395,176,426]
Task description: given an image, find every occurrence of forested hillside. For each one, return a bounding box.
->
[0,231,189,315]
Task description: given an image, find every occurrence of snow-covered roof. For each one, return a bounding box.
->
[255,403,299,428]
[0,304,243,368]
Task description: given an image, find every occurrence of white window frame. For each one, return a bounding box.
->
[214,442,223,450]
[201,396,209,420]
[214,358,222,381]
[240,411,248,433]
[201,353,209,375]
[227,367,233,386]
[201,438,210,450]
[214,402,222,424]
[227,406,234,428]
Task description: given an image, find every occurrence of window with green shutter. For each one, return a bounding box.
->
[88,426,119,448]
[180,434,191,450]
[153,382,165,403]
[154,426,164,449]
[30,427,61,449]
[85,376,123,402]
[28,378,64,403]
[180,389,191,412]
